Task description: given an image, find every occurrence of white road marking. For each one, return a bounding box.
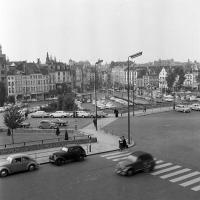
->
[106,153,132,159]
[160,168,191,179]
[155,163,172,169]
[191,185,200,191]
[100,151,128,157]
[180,177,200,187]
[151,165,181,175]
[156,160,164,164]
[113,157,129,162]
[170,171,200,183]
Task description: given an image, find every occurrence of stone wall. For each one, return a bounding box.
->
[0,137,97,155]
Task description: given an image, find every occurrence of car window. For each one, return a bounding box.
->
[139,154,152,161]
[22,157,30,162]
[13,157,22,163]
[127,155,137,162]
[61,147,68,152]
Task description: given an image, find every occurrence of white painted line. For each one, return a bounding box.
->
[191,185,200,191]
[155,163,172,169]
[100,151,128,157]
[156,160,164,164]
[170,171,200,183]
[106,153,131,159]
[151,165,181,175]
[180,177,200,187]
[160,168,191,179]
[113,156,129,162]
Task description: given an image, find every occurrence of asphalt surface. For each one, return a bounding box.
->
[0,153,199,200]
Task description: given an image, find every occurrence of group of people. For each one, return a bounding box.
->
[119,136,128,150]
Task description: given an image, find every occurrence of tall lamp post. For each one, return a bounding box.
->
[94,59,103,131]
[127,52,142,144]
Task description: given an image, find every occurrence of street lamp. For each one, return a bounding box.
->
[127,51,142,144]
[94,59,103,131]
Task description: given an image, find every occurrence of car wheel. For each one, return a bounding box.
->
[144,164,154,172]
[39,126,42,129]
[126,169,134,176]
[0,169,8,177]
[79,155,85,161]
[55,159,63,166]
[28,164,36,171]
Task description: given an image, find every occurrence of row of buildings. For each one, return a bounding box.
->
[0,45,200,101]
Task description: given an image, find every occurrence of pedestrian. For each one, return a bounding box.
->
[122,136,128,148]
[116,109,119,117]
[64,129,68,140]
[119,136,123,151]
[93,117,97,131]
[143,105,146,112]
[56,127,60,136]
[7,128,11,136]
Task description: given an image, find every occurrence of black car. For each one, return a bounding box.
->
[49,145,86,166]
[17,122,31,128]
[115,151,155,176]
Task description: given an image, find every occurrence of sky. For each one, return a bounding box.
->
[0,0,200,64]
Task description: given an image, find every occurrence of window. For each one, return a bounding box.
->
[13,157,22,163]
[22,157,30,162]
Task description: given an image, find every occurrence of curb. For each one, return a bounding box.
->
[39,143,136,165]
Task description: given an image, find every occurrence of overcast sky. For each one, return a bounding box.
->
[1,0,200,64]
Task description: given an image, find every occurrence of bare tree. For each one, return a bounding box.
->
[3,106,24,144]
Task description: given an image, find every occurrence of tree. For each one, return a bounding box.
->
[166,70,176,92]
[4,106,24,144]
[175,68,185,90]
[0,82,6,106]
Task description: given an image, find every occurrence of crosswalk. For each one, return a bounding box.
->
[100,151,200,192]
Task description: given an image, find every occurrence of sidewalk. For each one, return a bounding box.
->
[0,106,173,164]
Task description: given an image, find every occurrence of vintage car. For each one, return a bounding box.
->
[49,145,87,166]
[115,151,155,176]
[31,111,50,118]
[39,120,57,129]
[0,154,39,177]
[51,118,68,126]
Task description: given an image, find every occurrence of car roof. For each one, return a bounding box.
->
[8,153,31,158]
[131,151,152,157]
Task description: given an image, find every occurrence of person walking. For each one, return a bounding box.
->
[119,136,123,151]
[56,127,60,136]
[64,129,68,140]
[143,105,146,112]
[93,117,97,131]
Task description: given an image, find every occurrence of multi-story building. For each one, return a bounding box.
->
[159,67,168,91]
[0,45,7,84]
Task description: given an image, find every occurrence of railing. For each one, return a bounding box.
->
[0,135,91,149]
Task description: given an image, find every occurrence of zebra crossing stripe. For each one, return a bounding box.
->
[191,185,200,191]
[100,151,128,157]
[170,171,200,183]
[180,177,200,187]
[160,168,191,179]
[151,165,181,175]
[155,163,172,169]
[156,160,164,164]
[106,153,131,159]
[113,156,129,162]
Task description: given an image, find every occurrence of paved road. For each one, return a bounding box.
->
[0,152,199,200]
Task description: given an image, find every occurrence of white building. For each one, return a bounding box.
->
[159,67,168,90]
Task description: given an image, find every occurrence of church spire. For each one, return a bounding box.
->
[46,52,50,64]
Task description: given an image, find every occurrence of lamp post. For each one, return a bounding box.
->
[127,52,142,144]
[94,59,103,131]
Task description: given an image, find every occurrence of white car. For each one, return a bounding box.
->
[175,105,191,113]
[76,111,91,118]
[31,111,50,118]
[190,104,200,111]
[50,111,68,118]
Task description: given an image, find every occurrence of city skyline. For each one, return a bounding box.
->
[1,0,200,64]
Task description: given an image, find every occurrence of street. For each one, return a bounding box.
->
[0,153,199,200]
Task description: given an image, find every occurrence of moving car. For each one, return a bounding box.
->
[17,122,31,128]
[39,120,57,129]
[115,151,155,176]
[49,145,87,166]
[31,111,50,118]
[50,111,68,118]
[0,154,39,177]
[190,103,200,111]
[51,118,68,126]
[175,104,191,113]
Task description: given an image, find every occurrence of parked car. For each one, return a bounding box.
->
[38,120,57,129]
[31,111,50,118]
[91,111,108,118]
[115,151,155,176]
[190,103,200,111]
[50,111,68,118]
[17,122,31,128]
[0,154,39,177]
[49,145,87,166]
[51,119,68,126]
[76,111,91,118]
[175,104,191,113]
